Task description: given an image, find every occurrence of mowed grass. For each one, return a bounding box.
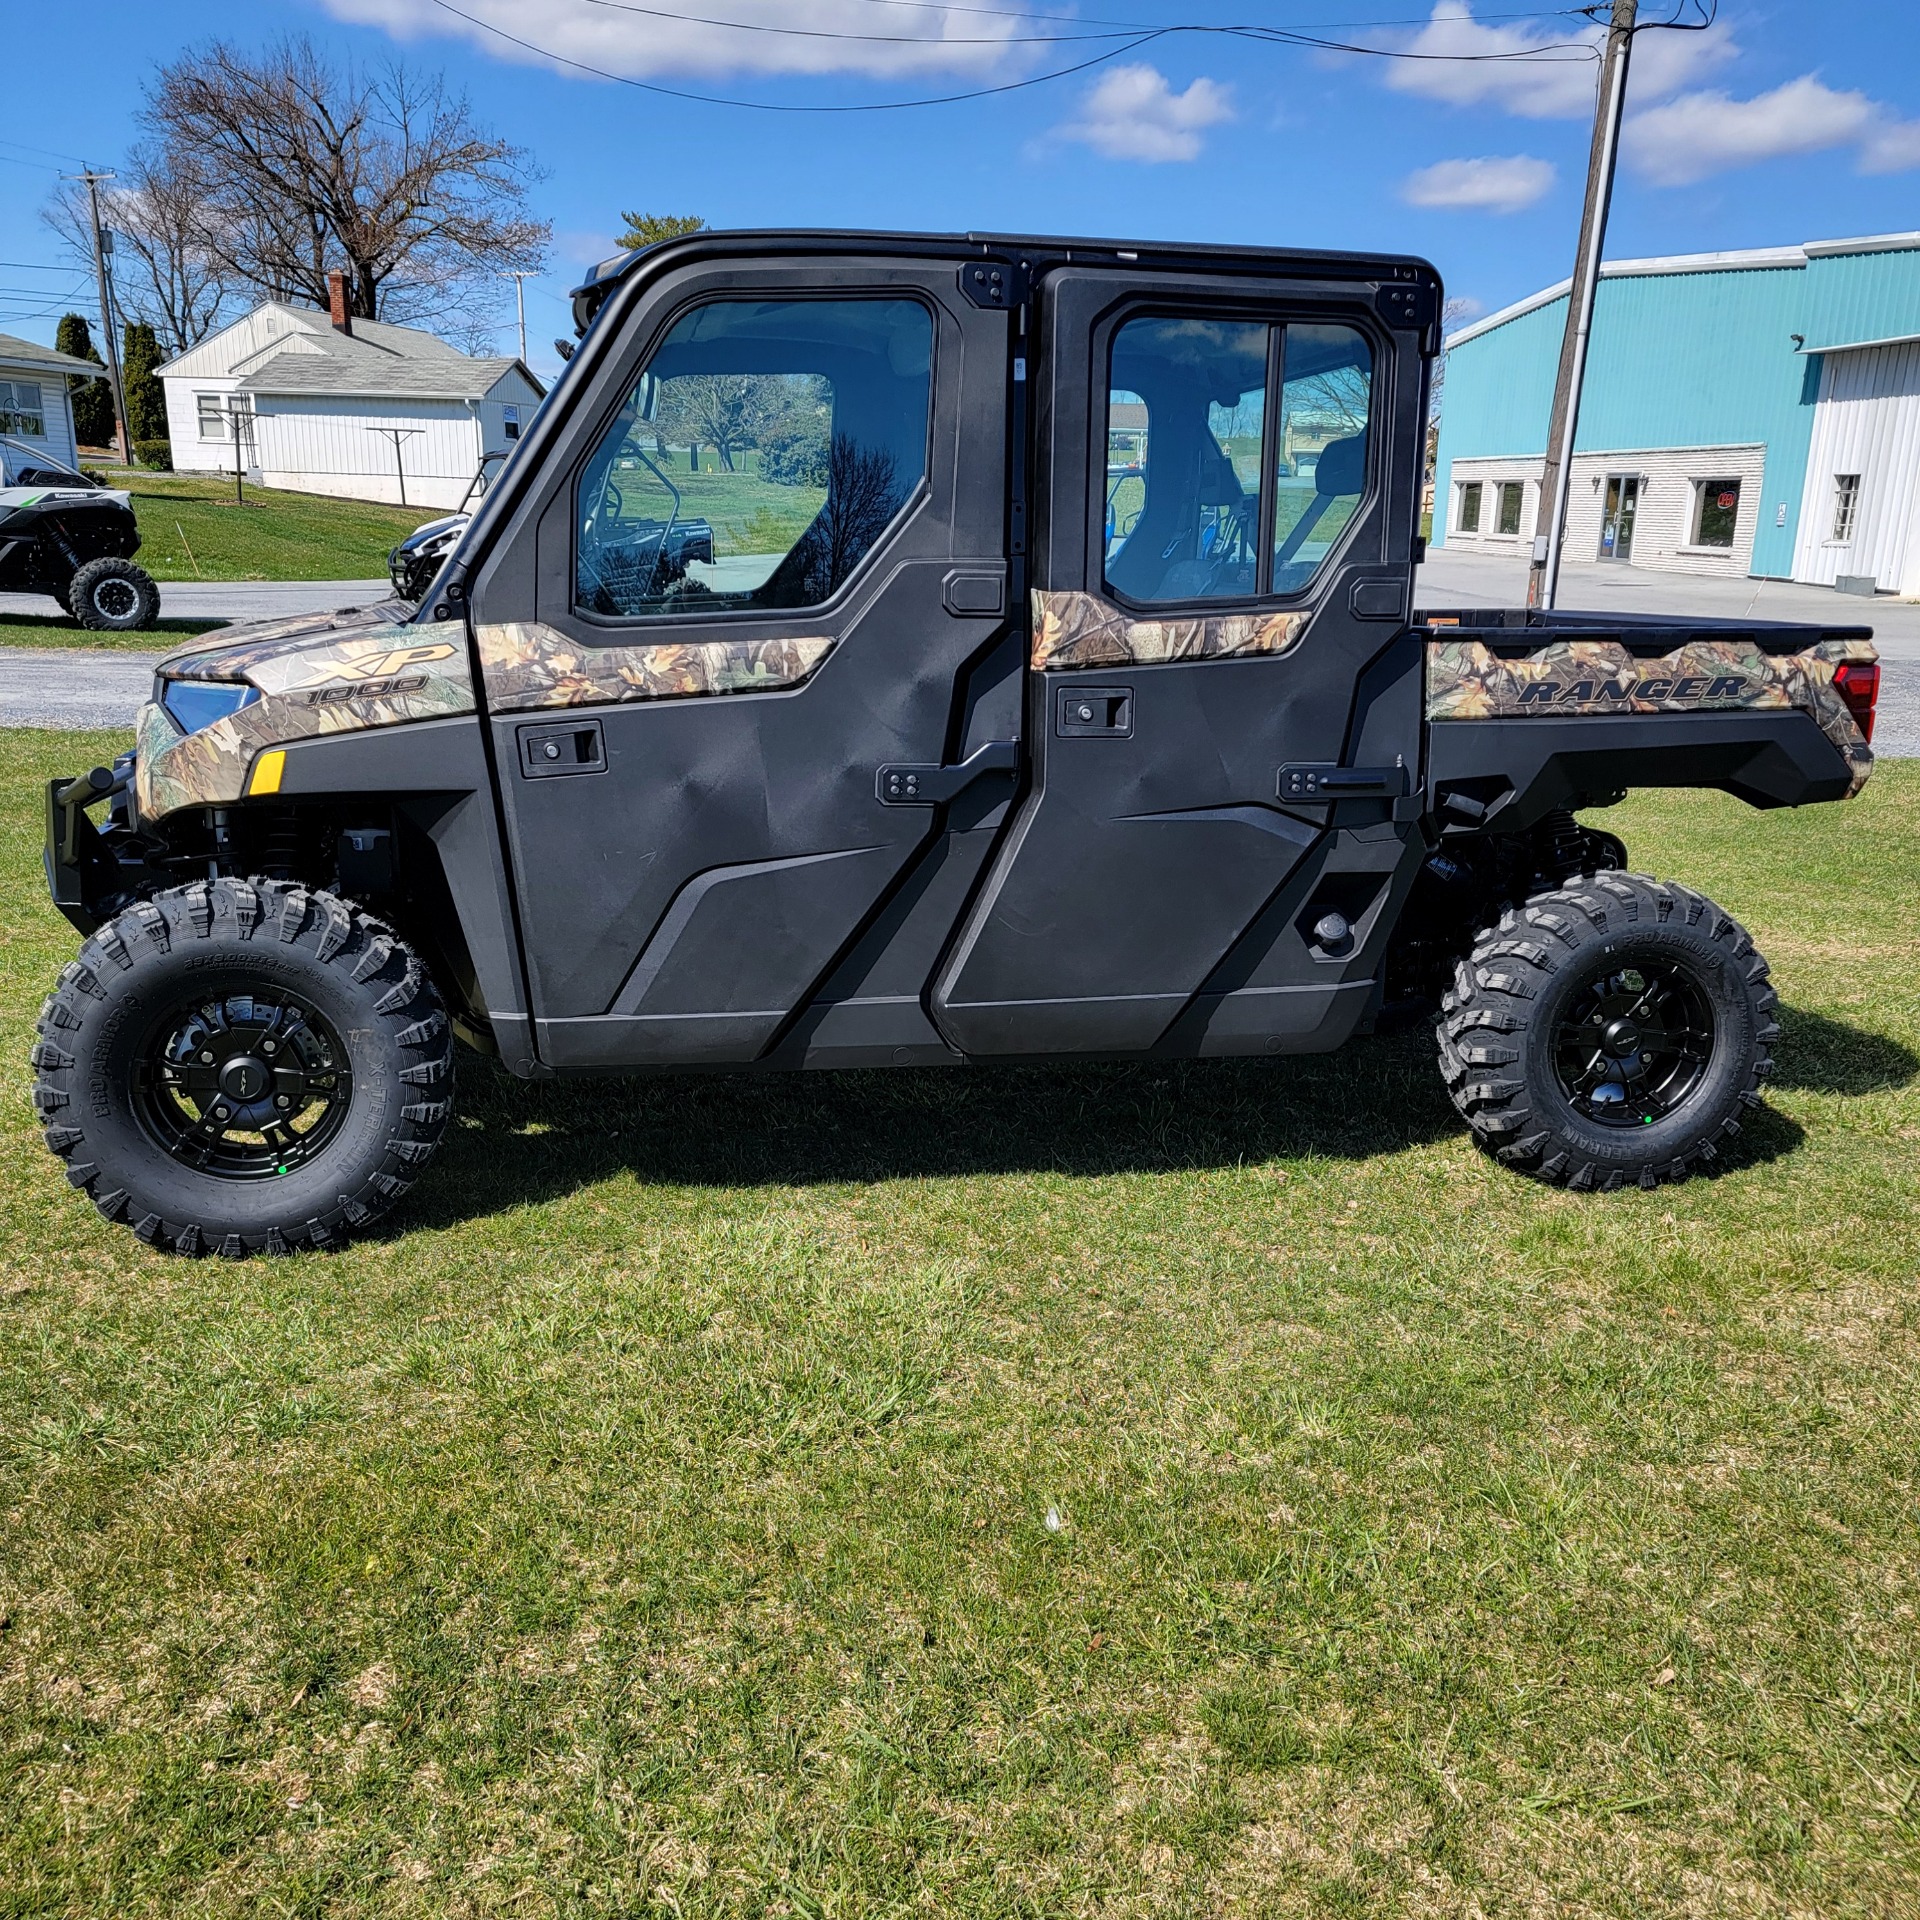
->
[2,727,1918,1917]
[103,471,435,583]
[0,613,227,654]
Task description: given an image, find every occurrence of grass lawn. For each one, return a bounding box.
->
[98,472,435,583]
[2,730,1917,1917]
[0,612,227,653]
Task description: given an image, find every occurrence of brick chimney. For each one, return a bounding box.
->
[326,269,352,335]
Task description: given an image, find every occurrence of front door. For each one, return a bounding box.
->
[933,264,1436,1058]
[465,249,1014,1068]
[1598,474,1639,560]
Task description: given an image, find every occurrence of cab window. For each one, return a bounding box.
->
[1103,315,1372,605]
[576,297,933,620]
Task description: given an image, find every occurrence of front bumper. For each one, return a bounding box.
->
[44,759,143,934]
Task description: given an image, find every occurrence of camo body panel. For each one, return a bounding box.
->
[1426,634,1876,796]
[476,620,835,713]
[156,598,419,683]
[135,617,474,821]
[1031,589,1311,672]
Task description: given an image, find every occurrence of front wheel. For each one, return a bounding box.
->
[32,880,453,1255]
[70,556,161,631]
[1437,872,1778,1190]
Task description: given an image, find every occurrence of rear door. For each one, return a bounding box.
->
[465,247,1014,1068]
[933,261,1436,1057]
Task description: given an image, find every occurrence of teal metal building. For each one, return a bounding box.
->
[1432,231,1920,593]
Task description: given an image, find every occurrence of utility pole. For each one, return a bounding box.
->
[1528,0,1637,611]
[504,271,535,365]
[71,169,130,465]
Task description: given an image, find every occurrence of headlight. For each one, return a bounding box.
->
[159,678,260,735]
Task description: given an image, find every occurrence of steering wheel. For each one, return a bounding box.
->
[601,479,626,525]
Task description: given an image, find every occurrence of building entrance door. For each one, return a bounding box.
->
[1598,475,1639,560]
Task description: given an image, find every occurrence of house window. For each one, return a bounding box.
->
[196,394,229,441]
[1693,477,1741,548]
[1832,473,1860,543]
[1497,481,1524,535]
[1457,480,1482,532]
[0,379,46,436]
[503,404,520,442]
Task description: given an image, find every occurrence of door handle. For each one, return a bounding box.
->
[1277,761,1409,800]
[876,740,1018,806]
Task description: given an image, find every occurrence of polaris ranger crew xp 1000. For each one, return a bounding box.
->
[36,232,1881,1256]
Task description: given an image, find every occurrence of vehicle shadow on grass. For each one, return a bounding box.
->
[1770,1005,1920,1096]
[387,1003,1903,1228]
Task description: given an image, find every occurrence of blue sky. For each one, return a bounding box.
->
[2,1,1916,382]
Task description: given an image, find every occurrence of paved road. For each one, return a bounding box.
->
[0,579,390,624]
[3,560,1913,753]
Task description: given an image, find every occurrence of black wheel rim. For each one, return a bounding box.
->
[1552,955,1716,1129]
[91,577,137,620]
[133,992,353,1178]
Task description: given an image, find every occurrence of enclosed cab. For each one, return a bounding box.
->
[34,231,1878,1254]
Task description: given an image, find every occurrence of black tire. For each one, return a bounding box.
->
[31,879,453,1255]
[1437,872,1778,1191]
[70,556,160,632]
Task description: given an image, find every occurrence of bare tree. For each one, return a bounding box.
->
[46,145,234,357]
[793,436,904,601]
[139,38,549,327]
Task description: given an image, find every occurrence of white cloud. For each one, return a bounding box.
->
[1855,115,1920,175]
[319,0,1025,81]
[1382,1,1735,121]
[1402,154,1554,213]
[1055,65,1234,164]
[1626,74,1878,185]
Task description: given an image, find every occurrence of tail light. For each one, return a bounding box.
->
[1833,660,1879,743]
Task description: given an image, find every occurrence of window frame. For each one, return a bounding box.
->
[567,287,940,633]
[1690,476,1742,550]
[1091,298,1383,617]
[196,393,230,442]
[1457,479,1482,533]
[1831,472,1860,544]
[0,378,46,437]
[1496,481,1524,537]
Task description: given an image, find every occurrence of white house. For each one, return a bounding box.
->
[157,275,544,511]
[0,332,96,473]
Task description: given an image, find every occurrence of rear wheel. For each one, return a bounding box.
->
[71,556,160,631]
[32,880,453,1255]
[1437,872,1777,1190]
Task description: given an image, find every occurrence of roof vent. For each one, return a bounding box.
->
[326,269,353,336]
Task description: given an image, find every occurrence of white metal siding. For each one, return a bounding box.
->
[164,375,248,478]
[1445,445,1765,575]
[1792,342,1920,593]
[250,395,482,509]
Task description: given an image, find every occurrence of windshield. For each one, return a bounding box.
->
[0,436,93,489]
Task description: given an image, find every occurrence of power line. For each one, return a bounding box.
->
[430,0,1596,114]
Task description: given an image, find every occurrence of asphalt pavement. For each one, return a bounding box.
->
[0,580,390,626]
[1,562,1913,754]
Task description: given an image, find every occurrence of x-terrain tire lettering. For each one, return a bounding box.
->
[32,879,453,1255]
[1438,872,1778,1190]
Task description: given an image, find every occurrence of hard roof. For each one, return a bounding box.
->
[1446,229,1920,350]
